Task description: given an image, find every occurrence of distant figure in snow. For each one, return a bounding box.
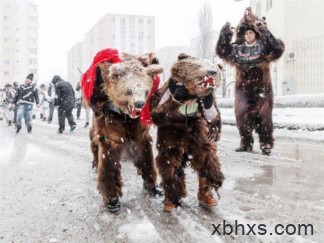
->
[51,75,76,134]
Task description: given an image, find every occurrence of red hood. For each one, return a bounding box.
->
[81,48,122,101]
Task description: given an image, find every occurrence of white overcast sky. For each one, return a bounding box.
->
[32,0,249,82]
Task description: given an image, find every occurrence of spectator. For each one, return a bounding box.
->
[4,83,16,126]
[47,82,55,123]
[76,81,91,128]
[39,84,50,121]
[14,73,40,134]
[51,75,76,134]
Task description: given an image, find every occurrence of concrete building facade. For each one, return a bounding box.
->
[0,0,38,87]
[251,0,324,95]
[67,13,155,86]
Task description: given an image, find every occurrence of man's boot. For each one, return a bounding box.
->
[197,177,218,207]
[143,181,164,196]
[8,120,12,126]
[261,143,272,156]
[16,125,21,134]
[106,197,121,213]
[235,145,253,152]
[27,126,32,134]
[163,199,177,213]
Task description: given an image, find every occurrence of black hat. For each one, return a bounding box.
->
[26,73,34,81]
[238,24,260,38]
[40,84,46,89]
[51,75,62,84]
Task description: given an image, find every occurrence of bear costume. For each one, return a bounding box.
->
[82,49,164,212]
[216,8,285,155]
[151,53,224,212]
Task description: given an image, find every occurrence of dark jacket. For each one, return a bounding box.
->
[231,40,265,65]
[15,83,39,105]
[52,76,75,111]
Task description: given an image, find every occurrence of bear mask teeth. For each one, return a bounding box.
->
[128,104,142,118]
[198,76,215,88]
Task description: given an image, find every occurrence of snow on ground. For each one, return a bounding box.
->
[221,107,324,132]
[217,94,324,108]
[0,111,323,242]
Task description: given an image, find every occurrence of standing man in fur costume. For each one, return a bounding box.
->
[216,8,285,155]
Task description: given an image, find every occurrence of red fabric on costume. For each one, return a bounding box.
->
[140,75,160,125]
[81,48,122,101]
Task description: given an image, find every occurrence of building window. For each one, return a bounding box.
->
[4,71,9,76]
[138,19,143,24]
[4,60,10,64]
[4,38,9,42]
[4,16,9,21]
[29,48,37,54]
[111,17,115,22]
[148,19,152,25]
[29,59,37,65]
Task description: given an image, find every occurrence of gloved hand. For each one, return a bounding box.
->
[201,93,214,109]
[173,85,196,103]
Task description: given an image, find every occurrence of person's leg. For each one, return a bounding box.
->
[66,108,76,131]
[48,102,54,123]
[25,104,33,133]
[13,106,17,124]
[84,107,90,127]
[57,108,66,133]
[16,104,24,133]
[76,103,81,119]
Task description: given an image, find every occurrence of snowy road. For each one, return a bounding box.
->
[0,117,323,242]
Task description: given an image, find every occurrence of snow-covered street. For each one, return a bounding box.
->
[0,115,323,242]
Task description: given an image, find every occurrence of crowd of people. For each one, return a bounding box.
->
[0,73,91,134]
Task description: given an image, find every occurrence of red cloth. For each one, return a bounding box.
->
[81,48,122,101]
[139,75,160,125]
[82,48,160,125]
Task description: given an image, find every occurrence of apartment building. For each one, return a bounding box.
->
[251,0,324,95]
[0,0,38,87]
[67,13,155,86]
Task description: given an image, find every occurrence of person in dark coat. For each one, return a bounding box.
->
[51,75,76,133]
[12,81,19,124]
[14,73,40,134]
[47,82,55,123]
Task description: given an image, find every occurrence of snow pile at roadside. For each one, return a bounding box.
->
[217,94,324,108]
[220,107,324,131]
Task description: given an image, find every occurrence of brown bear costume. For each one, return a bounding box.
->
[216,8,285,155]
[82,49,164,212]
[151,53,224,212]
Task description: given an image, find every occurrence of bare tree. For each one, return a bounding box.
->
[198,3,213,59]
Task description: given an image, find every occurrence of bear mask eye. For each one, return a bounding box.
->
[145,90,150,96]
[126,89,133,96]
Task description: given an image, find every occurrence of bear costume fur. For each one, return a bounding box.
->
[151,53,224,212]
[84,50,164,212]
[216,8,285,155]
